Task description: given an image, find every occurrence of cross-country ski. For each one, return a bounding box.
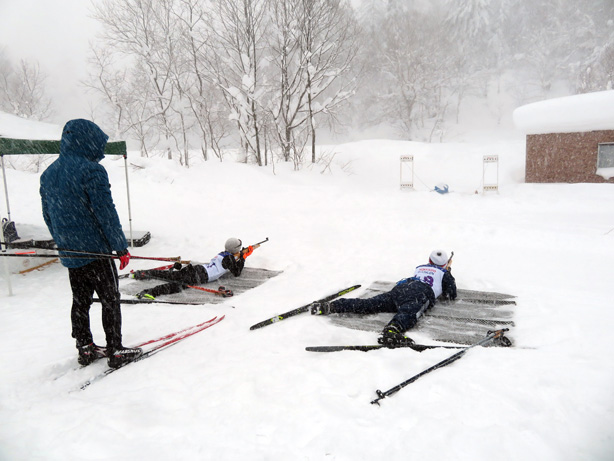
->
[78,316,224,390]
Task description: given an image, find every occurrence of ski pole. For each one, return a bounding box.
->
[0,252,190,263]
[371,328,509,406]
[185,284,233,297]
[1,253,94,258]
[134,271,233,297]
[130,255,191,264]
[138,284,233,298]
[0,246,191,264]
[119,264,177,279]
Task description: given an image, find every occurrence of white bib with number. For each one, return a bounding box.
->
[202,252,230,282]
[413,264,446,298]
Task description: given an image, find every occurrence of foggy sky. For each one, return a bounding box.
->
[0,0,101,125]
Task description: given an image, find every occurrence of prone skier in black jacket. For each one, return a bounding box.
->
[311,250,456,346]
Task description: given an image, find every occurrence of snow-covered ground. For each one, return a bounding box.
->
[1,112,613,460]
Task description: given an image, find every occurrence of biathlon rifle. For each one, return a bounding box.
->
[444,251,454,271]
[233,237,269,259]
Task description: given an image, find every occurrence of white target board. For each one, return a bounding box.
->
[400,155,414,190]
[483,155,499,193]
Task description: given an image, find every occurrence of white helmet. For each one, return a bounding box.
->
[225,238,242,254]
[429,250,448,266]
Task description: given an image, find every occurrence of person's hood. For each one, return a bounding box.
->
[60,119,109,162]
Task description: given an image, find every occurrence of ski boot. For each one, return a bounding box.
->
[107,346,143,369]
[310,301,332,315]
[378,323,415,348]
[136,289,156,300]
[131,270,149,280]
[77,343,107,366]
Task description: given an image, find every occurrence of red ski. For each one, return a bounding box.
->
[77,315,224,390]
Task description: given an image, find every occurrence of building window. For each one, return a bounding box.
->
[597,143,614,180]
[597,143,614,168]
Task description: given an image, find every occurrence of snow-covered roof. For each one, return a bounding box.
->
[0,111,62,140]
[513,90,614,135]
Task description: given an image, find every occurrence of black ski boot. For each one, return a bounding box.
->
[131,270,149,280]
[378,323,415,348]
[108,346,143,369]
[78,343,107,366]
[310,301,332,315]
[136,289,156,300]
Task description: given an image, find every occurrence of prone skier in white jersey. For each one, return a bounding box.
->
[133,238,253,299]
[311,250,457,346]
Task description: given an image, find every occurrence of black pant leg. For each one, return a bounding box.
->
[332,292,397,315]
[68,264,96,347]
[145,264,207,285]
[142,269,182,282]
[389,282,432,331]
[192,265,209,284]
[69,259,123,349]
[147,282,184,297]
[93,259,123,349]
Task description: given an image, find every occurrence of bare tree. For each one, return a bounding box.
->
[266,0,359,168]
[91,0,185,162]
[173,0,231,161]
[444,0,493,122]
[85,45,161,157]
[0,50,54,172]
[0,51,53,120]
[299,0,359,163]
[267,0,304,164]
[208,0,269,165]
[378,6,452,138]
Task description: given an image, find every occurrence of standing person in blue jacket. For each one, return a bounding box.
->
[40,119,142,368]
[311,250,457,346]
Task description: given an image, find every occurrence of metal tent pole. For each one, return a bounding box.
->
[1,155,14,295]
[1,227,12,296]
[123,153,134,247]
[1,155,11,222]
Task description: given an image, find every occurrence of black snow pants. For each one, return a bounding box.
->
[139,264,209,297]
[68,258,123,349]
[331,279,435,332]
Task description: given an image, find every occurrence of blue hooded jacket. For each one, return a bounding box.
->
[40,119,127,268]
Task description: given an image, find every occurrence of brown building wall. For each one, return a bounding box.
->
[525,130,614,183]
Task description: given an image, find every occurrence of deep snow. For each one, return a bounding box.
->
[1,112,613,460]
[513,89,614,135]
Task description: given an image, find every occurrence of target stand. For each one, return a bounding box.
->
[400,155,414,190]
[482,155,499,193]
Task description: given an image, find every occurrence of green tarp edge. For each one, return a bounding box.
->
[0,138,126,156]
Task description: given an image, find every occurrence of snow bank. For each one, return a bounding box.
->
[0,111,62,140]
